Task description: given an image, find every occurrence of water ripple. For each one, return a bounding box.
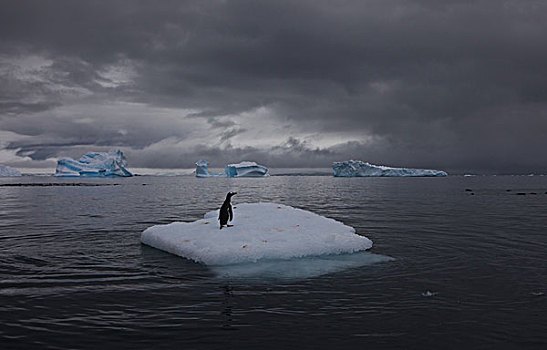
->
[1,175,546,349]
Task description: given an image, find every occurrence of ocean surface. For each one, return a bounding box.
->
[1,173,546,349]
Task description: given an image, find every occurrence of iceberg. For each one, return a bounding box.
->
[141,203,372,266]
[195,159,210,177]
[333,160,447,177]
[0,165,21,177]
[195,160,269,178]
[55,149,133,177]
[225,161,269,177]
[195,160,224,178]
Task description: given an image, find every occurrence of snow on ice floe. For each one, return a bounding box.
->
[0,165,21,177]
[55,150,132,177]
[195,160,269,177]
[333,160,447,177]
[141,203,373,266]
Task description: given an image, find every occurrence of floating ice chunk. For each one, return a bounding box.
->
[141,203,372,266]
[211,252,393,280]
[0,165,21,177]
[54,149,132,177]
[422,290,438,297]
[225,161,269,177]
[333,160,447,177]
[195,160,225,177]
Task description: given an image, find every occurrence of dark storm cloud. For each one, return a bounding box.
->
[1,0,547,173]
[131,136,339,169]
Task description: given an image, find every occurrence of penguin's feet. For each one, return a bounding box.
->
[227,224,233,227]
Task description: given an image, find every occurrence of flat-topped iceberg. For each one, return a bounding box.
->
[225,161,268,177]
[333,160,447,177]
[55,149,133,177]
[195,160,269,178]
[141,203,372,266]
[0,165,21,177]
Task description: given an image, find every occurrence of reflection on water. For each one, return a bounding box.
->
[221,285,235,330]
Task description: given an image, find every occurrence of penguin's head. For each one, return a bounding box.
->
[226,191,237,199]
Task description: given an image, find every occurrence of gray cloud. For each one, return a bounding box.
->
[1,0,547,173]
[219,127,247,143]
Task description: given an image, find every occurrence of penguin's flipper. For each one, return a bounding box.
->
[228,205,233,222]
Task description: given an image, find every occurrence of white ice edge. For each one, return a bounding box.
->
[210,251,394,280]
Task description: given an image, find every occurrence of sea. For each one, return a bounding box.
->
[1,171,546,349]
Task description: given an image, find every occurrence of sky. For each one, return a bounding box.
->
[1,0,546,174]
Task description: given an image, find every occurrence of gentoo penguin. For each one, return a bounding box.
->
[219,192,237,229]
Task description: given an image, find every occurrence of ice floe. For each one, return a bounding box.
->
[141,203,372,266]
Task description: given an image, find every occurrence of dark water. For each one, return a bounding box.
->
[1,174,546,349]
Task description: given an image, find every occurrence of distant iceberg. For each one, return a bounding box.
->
[195,160,224,178]
[195,160,210,177]
[195,160,269,178]
[225,161,269,177]
[141,203,372,266]
[0,165,21,177]
[333,160,447,177]
[55,150,133,177]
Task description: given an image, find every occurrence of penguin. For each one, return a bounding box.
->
[219,192,237,229]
